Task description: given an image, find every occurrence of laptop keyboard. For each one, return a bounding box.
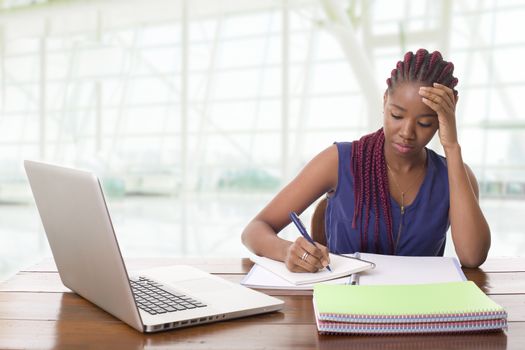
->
[130,277,207,315]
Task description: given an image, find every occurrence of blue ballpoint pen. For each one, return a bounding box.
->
[289,211,332,272]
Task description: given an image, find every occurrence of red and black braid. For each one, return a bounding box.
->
[351,129,391,253]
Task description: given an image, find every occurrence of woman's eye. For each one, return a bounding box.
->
[391,114,402,119]
[418,122,432,128]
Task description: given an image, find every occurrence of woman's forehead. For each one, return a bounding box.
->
[387,83,435,114]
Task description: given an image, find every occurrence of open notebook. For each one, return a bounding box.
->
[242,253,465,290]
[313,281,507,335]
[247,253,374,286]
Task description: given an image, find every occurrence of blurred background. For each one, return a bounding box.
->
[1,0,524,281]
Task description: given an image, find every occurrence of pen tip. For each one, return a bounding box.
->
[326,266,332,272]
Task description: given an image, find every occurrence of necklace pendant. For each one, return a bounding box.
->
[400,192,405,215]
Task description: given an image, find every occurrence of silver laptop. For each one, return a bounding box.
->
[24,160,283,333]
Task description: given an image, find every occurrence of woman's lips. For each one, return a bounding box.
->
[393,142,414,154]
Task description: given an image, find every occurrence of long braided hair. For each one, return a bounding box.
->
[351,48,458,254]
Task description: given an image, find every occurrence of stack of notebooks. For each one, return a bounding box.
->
[313,281,507,335]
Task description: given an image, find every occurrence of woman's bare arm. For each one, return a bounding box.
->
[241,145,339,272]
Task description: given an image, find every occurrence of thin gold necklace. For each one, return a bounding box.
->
[386,162,426,215]
[386,161,426,253]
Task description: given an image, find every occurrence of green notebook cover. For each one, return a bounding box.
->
[313,281,506,322]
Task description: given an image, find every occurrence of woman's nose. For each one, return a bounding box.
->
[399,120,416,140]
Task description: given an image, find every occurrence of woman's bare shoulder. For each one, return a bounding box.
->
[300,144,339,191]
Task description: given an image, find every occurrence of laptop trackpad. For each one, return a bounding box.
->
[176,278,233,293]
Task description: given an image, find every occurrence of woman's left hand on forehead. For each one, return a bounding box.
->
[419,83,458,149]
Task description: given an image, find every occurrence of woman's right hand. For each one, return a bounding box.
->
[284,237,330,272]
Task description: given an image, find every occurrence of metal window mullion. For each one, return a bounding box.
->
[95,11,103,155]
[293,22,316,165]
[193,15,223,190]
[108,26,140,168]
[249,9,276,164]
[39,19,49,160]
[179,0,189,254]
[281,0,290,182]
[0,25,4,113]
[95,81,102,154]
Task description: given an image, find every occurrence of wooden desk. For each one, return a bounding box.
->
[0,257,524,349]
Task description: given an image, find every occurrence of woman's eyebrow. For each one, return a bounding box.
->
[390,103,438,117]
[390,103,406,111]
[417,113,438,118]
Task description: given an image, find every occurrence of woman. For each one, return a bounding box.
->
[241,48,490,272]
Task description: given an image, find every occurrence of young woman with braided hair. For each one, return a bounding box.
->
[241,48,490,271]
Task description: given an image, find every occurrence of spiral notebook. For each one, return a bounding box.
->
[313,281,507,335]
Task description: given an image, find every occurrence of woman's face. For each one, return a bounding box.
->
[383,82,439,159]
